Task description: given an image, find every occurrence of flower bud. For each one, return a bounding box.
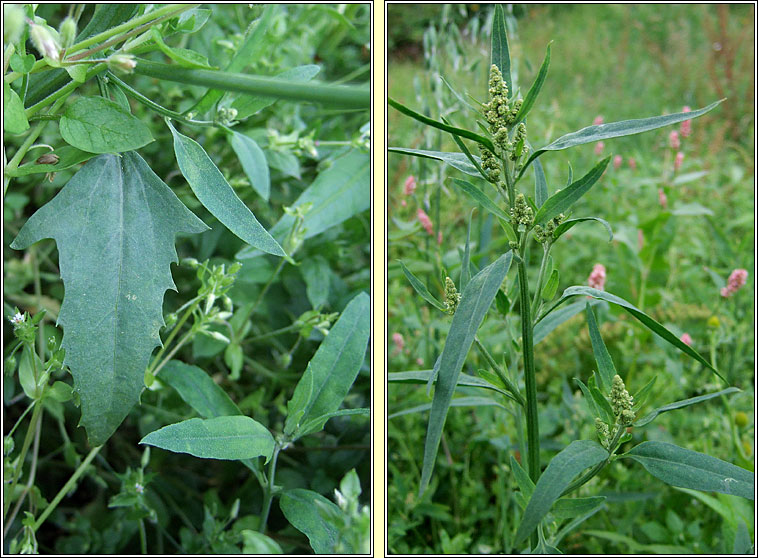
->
[107,53,136,74]
[3,5,25,45]
[443,277,461,315]
[735,412,748,428]
[59,17,77,49]
[30,22,61,64]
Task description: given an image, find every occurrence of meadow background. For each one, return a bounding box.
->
[387,4,754,554]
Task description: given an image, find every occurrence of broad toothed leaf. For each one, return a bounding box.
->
[10,153,208,445]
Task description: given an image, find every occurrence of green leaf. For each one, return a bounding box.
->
[18,345,43,399]
[533,157,611,225]
[10,153,207,446]
[533,159,548,208]
[190,4,274,115]
[519,100,723,179]
[551,496,607,521]
[634,388,740,427]
[585,303,616,393]
[574,378,601,420]
[232,65,321,119]
[297,408,369,438]
[553,217,613,242]
[10,53,36,74]
[151,27,214,69]
[300,255,331,309]
[279,489,341,554]
[513,43,551,126]
[632,375,657,410]
[441,116,488,180]
[534,299,600,345]
[452,179,510,221]
[237,149,369,258]
[241,531,283,554]
[284,292,369,439]
[158,360,241,418]
[229,131,270,201]
[461,212,473,292]
[388,370,514,399]
[169,7,211,34]
[140,415,274,461]
[9,146,95,177]
[515,440,609,545]
[388,147,482,176]
[59,96,153,153]
[3,82,30,134]
[64,64,88,83]
[624,441,753,500]
[167,119,285,257]
[396,261,446,311]
[511,455,535,503]
[389,97,495,153]
[224,342,243,380]
[548,286,722,381]
[490,4,512,93]
[541,269,559,301]
[419,253,512,496]
[390,396,507,420]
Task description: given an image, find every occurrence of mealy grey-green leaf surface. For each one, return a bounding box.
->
[229,131,270,201]
[158,360,241,418]
[625,441,753,500]
[284,292,369,439]
[60,96,154,153]
[140,415,274,461]
[168,120,285,256]
[10,153,208,445]
[515,440,609,545]
[279,489,343,554]
[388,147,482,176]
[419,253,512,496]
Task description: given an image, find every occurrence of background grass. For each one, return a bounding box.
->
[387,4,754,554]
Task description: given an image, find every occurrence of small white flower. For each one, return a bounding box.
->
[10,313,24,325]
[135,482,144,494]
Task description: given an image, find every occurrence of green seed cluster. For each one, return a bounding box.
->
[611,374,635,425]
[444,277,461,315]
[480,146,501,183]
[533,213,565,243]
[511,193,533,226]
[595,417,610,448]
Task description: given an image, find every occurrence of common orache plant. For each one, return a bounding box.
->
[389,6,752,553]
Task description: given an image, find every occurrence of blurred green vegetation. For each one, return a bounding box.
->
[387,3,754,554]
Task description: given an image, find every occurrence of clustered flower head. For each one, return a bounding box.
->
[480,146,501,183]
[443,277,461,315]
[674,151,684,171]
[669,130,681,150]
[533,213,565,244]
[610,374,635,425]
[10,312,25,326]
[594,141,605,156]
[658,188,668,209]
[680,332,693,346]
[588,263,606,291]
[595,417,610,448]
[480,64,529,171]
[404,175,416,196]
[613,155,623,170]
[721,268,748,298]
[510,193,533,226]
[392,332,405,355]
[417,209,434,236]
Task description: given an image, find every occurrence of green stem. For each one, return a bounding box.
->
[106,73,215,126]
[235,258,286,338]
[259,444,281,532]
[25,63,106,118]
[32,445,102,532]
[145,300,199,377]
[139,519,147,553]
[243,323,301,344]
[3,403,43,519]
[474,337,525,406]
[132,60,370,109]
[561,425,626,497]
[150,328,195,378]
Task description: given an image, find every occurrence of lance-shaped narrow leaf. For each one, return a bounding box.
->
[490,4,512,93]
[8,146,95,178]
[585,303,616,394]
[533,157,611,225]
[167,120,285,257]
[515,440,609,545]
[553,217,613,242]
[634,388,740,427]
[388,147,482,176]
[419,252,512,496]
[624,441,754,500]
[388,97,496,152]
[513,42,551,126]
[279,489,343,554]
[452,179,510,222]
[140,416,274,461]
[518,100,723,179]
[10,153,208,445]
[398,260,447,311]
[533,158,548,208]
[158,360,241,418]
[545,286,722,381]
[228,131,270,201]
[284,292,369,439]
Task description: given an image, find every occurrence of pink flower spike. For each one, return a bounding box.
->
[669,130,681,150]
[680,106,692,137]
[613,155,623,170]
[417,209,434,235]
[638,229,644,251]
[593,115,604,125]
[594,141,605,156]
[674,151,684,171]
[720,269,748,297]
[437,231,443,245]
[401,199,407,207]
[588,263,606,291]
[658,188,668,209]
[628,157,637,170]
[404,175,417,196]
[416,357,424,366]
[680,333,693,346]
[392,333,405,355]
